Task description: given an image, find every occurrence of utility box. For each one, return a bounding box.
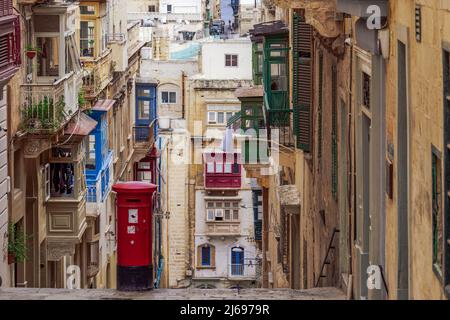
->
[113,182,157,291]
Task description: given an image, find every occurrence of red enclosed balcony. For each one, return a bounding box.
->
[0,4,20,85]
[204,152,242,189]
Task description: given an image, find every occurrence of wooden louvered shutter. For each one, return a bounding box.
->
[292,10,313,152]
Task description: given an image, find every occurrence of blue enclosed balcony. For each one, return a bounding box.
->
[134,82,158,158]
[85,100,115,212]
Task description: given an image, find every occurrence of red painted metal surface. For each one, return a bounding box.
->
[204,152,242,189]
[113,182,157,268]
[0,13,21,82]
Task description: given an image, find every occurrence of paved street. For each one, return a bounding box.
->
[0,287,345,300]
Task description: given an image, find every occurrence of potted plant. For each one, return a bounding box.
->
[7,223,28,265]
[25,44,41,59]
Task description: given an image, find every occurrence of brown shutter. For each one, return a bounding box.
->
[211,245,216,268]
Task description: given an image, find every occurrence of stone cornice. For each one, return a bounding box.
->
[274,0,342,38]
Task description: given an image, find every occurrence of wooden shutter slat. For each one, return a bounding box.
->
[292,11,313,152]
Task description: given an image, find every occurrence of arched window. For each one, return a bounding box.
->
[197,244,215,268]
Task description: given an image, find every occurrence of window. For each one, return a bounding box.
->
[208,112,217,123]
[138,100,150,120]
[362,72,371,109]
[201,246,211,266]
[161,91,176,104]
[269,62,287,91]
[432,148,443,275]
[44,164,50,201]
[208,111,235,124]
[225,54,238,67]
[80,21,95,57]
[13,149,21,190]
[197,244,215,268]
[205,201,240,221]
[80,5,96,15]
[86,135,96,170]
[205,153,240,174]
[37,36,59,77]
[50,163,75,198]
[148,5,156,12]
[167,4,172,13]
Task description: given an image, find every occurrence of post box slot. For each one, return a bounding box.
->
[126,199,141,203]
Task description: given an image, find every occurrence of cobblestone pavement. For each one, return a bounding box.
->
[0,287,345,300]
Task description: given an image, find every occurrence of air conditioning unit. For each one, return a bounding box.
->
[215,209,224,218]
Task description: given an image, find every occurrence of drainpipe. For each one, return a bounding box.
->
[181,72,186,119]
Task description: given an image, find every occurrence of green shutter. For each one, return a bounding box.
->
[318,52,323,161]
[331,65,338,199]
[292,11,313,152]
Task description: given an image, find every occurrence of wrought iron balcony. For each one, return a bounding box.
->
[228,259,259,279]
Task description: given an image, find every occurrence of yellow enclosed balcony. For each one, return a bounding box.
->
[82,49,113,100]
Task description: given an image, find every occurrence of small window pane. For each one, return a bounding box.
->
[207,162,215,173]
[233,210,239,220]
[207,202,214,208]
[224,163,232,173]
[217,112,224,124]
[162,92,169,103]
[207,209,215,221]
[138,162,151,169]
[201,246,211,266]
[216,163,223,173]
[138,100,150,119]
[169,92,176,103]
[225,210,231,220]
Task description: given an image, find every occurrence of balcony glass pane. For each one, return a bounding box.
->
[138,100,150,120]
[37,37,59,77]
[86,135,96,170]
[80,21,95,57]
[50,163,75,198]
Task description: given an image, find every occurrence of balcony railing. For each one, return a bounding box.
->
[20,84,66,133]
[20,73,81,133]
[82,51,113,99]
[107,33,126,43]
[228,259,259,279]
[205,173,242,189]
[205,221,240,236]
[133,125,156,149]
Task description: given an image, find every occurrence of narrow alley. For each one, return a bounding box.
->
[0,0,449,302]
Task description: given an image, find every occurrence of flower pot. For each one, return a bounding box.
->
[8,252,15,265]
[26,51,36,59]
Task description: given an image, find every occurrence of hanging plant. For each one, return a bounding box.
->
[7,223,29,264]
[25,44,41,60]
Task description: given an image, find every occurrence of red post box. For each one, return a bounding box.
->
[112,182,157,291]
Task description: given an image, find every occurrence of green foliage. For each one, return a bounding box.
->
[25,44,42,54]
[8,223,30,263]
[21,95,66,132]
[78,90,86,108]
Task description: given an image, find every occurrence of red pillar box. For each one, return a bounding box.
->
[112,182,157,291]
